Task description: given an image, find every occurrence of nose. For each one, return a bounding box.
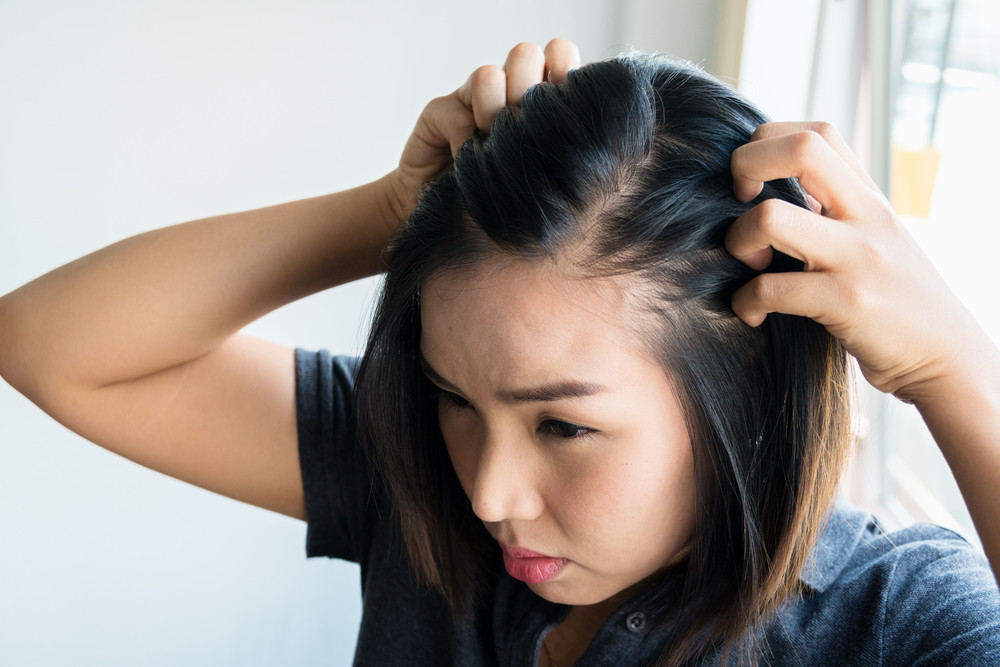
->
[469,433,545,524]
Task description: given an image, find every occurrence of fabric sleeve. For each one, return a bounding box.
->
[295,348,381,564]
[882,526,1000,665]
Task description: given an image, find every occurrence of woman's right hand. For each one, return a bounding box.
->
[0,40,582,525]
[383,39,582,223]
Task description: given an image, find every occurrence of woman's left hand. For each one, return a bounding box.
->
[724,121,996,405]
[726,121,1000,580]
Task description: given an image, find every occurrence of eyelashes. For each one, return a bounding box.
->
[441,390,470,409]
[428,387,598,441]
[427,387,471,409]
[538,419,597,440]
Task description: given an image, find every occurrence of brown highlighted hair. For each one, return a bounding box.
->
[355,54,852,664]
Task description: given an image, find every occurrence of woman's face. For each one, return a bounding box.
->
[420,257,696,607]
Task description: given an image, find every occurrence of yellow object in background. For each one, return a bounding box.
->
[891,146,942,219]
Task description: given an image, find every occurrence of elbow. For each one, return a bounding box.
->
[0,293,39,397]
[0,297,21,390]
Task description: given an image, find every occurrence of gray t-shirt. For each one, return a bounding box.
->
[295,349,1000,665]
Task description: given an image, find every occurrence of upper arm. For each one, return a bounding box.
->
[27,334,306,519]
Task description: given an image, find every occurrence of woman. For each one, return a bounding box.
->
[1,40,998,664]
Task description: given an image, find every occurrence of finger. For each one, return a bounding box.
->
[725,199,850,271]
[731,270,841,328]
[730,130,882,220]
[415,95,477,158]
[502,42,546,106]
[749,121,881,193]
[457,65,508,134]
[543,38,581,83]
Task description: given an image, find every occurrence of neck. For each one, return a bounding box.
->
[543,585,645,666]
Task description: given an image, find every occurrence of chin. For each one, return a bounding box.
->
[528,579,620,607]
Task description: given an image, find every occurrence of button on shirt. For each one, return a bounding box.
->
[625,613,646,633]
[296,350,1000,665]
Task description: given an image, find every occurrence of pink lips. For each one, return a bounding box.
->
[500,545,568,584]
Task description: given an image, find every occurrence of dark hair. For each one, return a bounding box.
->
[356,53,851,665]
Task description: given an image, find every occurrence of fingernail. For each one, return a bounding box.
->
[804,193,822,214]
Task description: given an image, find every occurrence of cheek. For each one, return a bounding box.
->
[635,438,697,554]
[628,434,695,522]
[559,434,695,549]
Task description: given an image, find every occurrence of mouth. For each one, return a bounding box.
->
[500,544,569,584]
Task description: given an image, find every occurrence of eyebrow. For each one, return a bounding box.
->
[419,354,608,404]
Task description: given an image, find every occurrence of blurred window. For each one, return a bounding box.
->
[870,0,999,546]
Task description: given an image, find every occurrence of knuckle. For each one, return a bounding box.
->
[834,264,873,312]
[448,111,476,137]
[730,143,751,174]
[873,205,901,231]
[425,95,448,111]
[754,199,785,234]
[508,41,544,62]
[544,37,571,52]
[855,236,892,278]
[839,280,869,313]
[790,130,826,163]
[434,91,464,108]
[749,122,773,141]
[857,237,881,263]
[748,273,780,304]
[470,65,504,89]
[809,121,840,143]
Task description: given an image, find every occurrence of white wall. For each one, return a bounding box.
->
[0,1,722,665]
[739,0,822,120]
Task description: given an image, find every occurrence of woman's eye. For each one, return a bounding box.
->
[439,391,471,409]
[540,419,596,440]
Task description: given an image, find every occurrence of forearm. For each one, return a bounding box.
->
[0,174,402,395]
[911,333,1000,582]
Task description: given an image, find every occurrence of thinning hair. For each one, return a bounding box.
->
[356,53,852,665]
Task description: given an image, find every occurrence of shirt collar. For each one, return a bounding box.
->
[797,502,877,593]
